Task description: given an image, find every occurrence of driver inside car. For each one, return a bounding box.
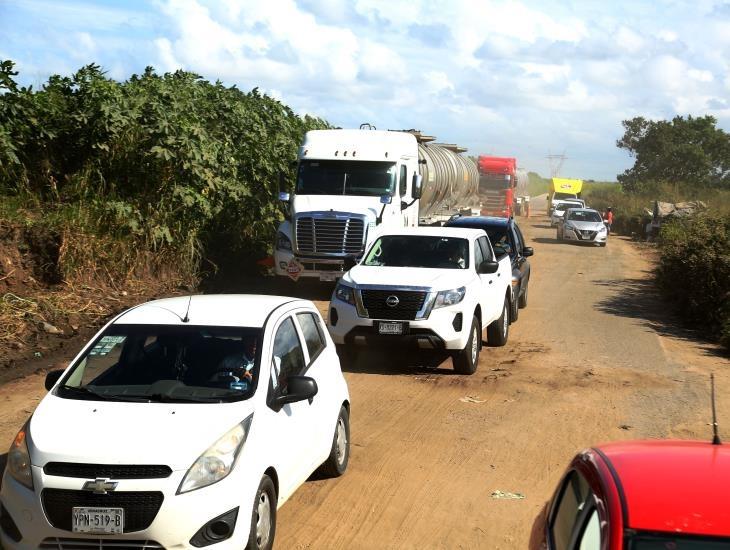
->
[210,338,257,391]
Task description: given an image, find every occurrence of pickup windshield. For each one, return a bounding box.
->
[567,210,602,222]
[364,235,470,269]
[296,160,396,196]
[57,324,262,403]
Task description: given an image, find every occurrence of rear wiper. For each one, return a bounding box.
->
[59,386,148,402]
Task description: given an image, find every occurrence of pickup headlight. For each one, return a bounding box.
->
[434,287,466,309]
[178,415,252,494]
[334,283,355,305]
[276,232,292,251]
[8,423,33,490]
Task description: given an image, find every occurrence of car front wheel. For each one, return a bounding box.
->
[518,281,528,309]
[453,315,480,374]
[317,405,350,477]
[246,475,276,550]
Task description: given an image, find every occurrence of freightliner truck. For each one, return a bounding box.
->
[274,126,479,282]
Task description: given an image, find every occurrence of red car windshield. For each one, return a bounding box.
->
[627,533,730,548]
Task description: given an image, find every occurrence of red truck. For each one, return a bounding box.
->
[477,156,524,218]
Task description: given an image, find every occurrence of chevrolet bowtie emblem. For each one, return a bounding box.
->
[83,478,118,494]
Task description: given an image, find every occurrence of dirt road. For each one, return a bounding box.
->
[1,199,728,548]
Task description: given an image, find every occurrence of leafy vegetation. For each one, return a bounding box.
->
[0,60,328,285]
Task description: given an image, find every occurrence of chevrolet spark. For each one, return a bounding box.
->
[1,295,350,550]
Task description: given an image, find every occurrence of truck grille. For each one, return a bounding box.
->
[44,463,172,480]
[40,539,165,550]
[361,290,427,320]
[296,217,365,255]
[41,489,163,533]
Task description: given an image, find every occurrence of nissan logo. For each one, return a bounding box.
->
[82,478,118,494]
[385,295,400,307]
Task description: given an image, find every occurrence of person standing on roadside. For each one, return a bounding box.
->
[603,207,614,234]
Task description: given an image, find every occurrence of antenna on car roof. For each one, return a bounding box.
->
[182,294,193,324]
[711,373,721,445]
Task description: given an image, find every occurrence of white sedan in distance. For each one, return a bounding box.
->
[557,208,609,246]
[1,295,350,550]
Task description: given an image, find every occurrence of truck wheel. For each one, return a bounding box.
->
[518,281,528,309]
[453,316,480,375]
[246,475,276,550]
[316,405,350,478]
[487,297,509,347]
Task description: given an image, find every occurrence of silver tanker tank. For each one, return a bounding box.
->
[407,132,479,219]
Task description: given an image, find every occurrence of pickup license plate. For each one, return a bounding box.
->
[378,321,405,335]
[319,272,337,282]
[72,507,124,534]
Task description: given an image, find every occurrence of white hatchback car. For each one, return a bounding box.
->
[1,295,350,550]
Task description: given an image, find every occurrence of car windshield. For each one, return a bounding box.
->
[554,192,578,200]
[556,202,583,212]
[296,160,396,196]
[363,236,470,269]
[627,533,730,548]
[568,210,602,222]
[57,324,262,403]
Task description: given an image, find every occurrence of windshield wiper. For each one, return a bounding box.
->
[59,385,149,403]
[125,393,238,403]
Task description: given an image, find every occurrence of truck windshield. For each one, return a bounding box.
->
[56,324,262,403]
[479,174,512,190]
[297,160,396,196]
[363,236,470,269]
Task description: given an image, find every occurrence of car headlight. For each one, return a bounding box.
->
[276,232,292,251]
[434,287,466,309]
[334,283,355,305]
[598,225,607,233]
[8,422,33,490]
[564,225,574,232]
[178,415,252,494]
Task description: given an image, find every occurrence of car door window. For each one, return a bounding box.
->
[577,509,600,550]
[296,312,326,365]
[550,470,592,550]
[477,236,493,262]
[271,317,305,393]
[474,238,485,270]
[512,226,524,256]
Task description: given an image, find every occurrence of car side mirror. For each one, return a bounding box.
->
[412,173,423,199]
[478,260,499,274]
[45,368,64,391]
[523,247,534,257]
[274,376,318,408]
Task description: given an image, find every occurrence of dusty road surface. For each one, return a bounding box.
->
[1,197,728,549]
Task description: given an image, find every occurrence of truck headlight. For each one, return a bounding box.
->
[276,232,292,251]
[8,423,33,490]
[434,287,466,309]
[178,416,252,494]
[334,283,355,305]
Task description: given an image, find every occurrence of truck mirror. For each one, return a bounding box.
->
[412,173,423,199]
[380,194,392,205]
[278,191,291,202]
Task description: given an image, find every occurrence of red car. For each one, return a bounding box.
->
[535,440,730,549]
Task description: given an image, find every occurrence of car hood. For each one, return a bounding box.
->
[565,221,604,231]
[344,265,473,291]
[28,394,254,470]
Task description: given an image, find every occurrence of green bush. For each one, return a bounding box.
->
[656,213,730,348]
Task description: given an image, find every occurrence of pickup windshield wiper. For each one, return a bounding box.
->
[59,385,149,403]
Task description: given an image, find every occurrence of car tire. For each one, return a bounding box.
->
[316,405,350,478]
[246,475,277,550]
[518,281,528,309]
[453,315,480,375]
[510,292,519,322]
[487,297,509,347]
[599,242,607,247]
[557,229,563,241]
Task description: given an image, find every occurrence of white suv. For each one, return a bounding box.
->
[328,227,513,374]
[1,295,350,550]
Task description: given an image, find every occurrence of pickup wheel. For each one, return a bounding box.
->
[453,315,480,375]
[316,405,350,478]
[518,280,528,309]
[487,297,510,347]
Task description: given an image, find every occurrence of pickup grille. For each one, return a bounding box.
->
[361,290,427,321]
[296,217,365,255]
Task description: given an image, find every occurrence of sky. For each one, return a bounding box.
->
[1,0,729,180]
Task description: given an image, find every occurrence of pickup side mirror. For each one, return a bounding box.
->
[45,369,65,391]
[273,376,318,408]
[412,173,423,199]
[478,260,499,274]
[522,247,534,257]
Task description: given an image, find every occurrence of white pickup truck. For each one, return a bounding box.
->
[327,227,513,374]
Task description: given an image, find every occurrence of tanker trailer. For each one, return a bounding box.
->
[273,126,479,282]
